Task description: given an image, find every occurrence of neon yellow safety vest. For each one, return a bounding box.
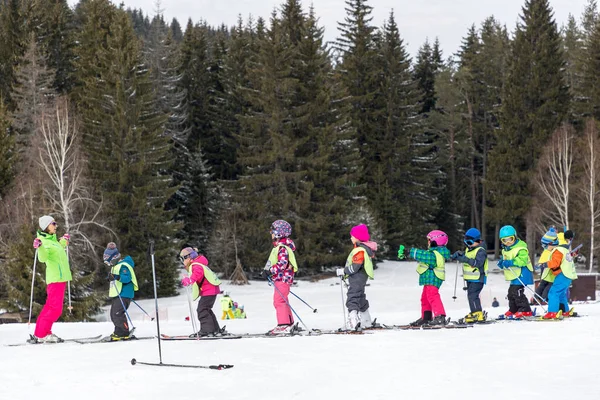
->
[220,296,233,311]
[552,246,578,280]
[462,246,488,281]
[267,245,298,272]
[344,246,374,279]
[416,250,445,281]
[538,249,555,283]
[501,241,533,282]
[187,262,221,300]
[108,261,138,297]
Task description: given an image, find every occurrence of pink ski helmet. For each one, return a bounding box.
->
[270,220,292,239]
[427,230,448,247]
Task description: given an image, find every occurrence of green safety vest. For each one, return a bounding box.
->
[344,246,374,280]
[502,240,533,282]
[538,250,555,283]
[267,245,298,272]
[462,246,488,281]
[109,261,138,297]
[220,296,233,311]
[187,262,221,300]
[552,246,578,280]
[416,250,445,281]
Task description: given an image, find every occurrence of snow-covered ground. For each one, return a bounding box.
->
[1,260,599,400]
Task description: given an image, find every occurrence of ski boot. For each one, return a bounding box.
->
[428,315,448,326]
[464,311,485,324]
[514,311,532,319]
[29,333,64,343]
[542,311,559,320]
[266,324,293,336]
[562,309,577,318]
[359,309,373,328]
[409,311,432,327]
[346,310,362,331]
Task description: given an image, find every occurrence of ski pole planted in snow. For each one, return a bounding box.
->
[452,261,460,301]
[66,247,73,314]
[185,285,199,339]
[28,249,39,329]
[340,276,346,329]
[131,300,154,321]
[289,290,317,313]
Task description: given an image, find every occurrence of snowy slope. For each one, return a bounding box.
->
[1,260,599,400]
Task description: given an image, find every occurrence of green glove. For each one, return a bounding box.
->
[397,245,406,260]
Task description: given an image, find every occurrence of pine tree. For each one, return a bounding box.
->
[76,4,180,297]
[0,98,15,197]
[369,11,424,253]
[26,0,76,93]
[170,17,183,42]
[487,0,568,234]
[0,0,26,107]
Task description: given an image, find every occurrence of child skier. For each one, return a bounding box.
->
[220,292,235,320]
[399,230,451,326]
[451,228,488,323]
[29,215,72,343]
[104,243,138,340]
[261,220,298,335]
[537,228,578,319]
[336,224,377,330]
[180,248,223,337]
[497,225,533,319]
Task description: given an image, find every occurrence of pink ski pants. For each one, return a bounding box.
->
[34,282,67,338]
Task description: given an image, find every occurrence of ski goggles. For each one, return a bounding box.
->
[178,253,193,263]
[464,237,477,246]
[500,236,516,245]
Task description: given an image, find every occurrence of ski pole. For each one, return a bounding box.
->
[28,249,39,329]
[185,285,199,339]
[131,300,155,321]
[452,260,459,301]
[506,266,547,313]
[340,276,346,329]
[289,290,317,313]
[66,246,73,314]
[149,240,163,364]
[267,276,308,331]
[111,280,135,331]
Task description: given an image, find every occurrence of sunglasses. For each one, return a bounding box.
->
[50,222,57,226]
[501,236,515,244]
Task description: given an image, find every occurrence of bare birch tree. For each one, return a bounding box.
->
[38,96,114,250]
[581,119,600,272]
[534,123,574,230]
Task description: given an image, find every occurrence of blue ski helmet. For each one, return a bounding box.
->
[499,225,517,239]
[464,228,481,246]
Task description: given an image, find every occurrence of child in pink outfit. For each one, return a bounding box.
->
[262,220,298,335]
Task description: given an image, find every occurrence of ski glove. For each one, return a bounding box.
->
[451,251,464,260]
[33,238,42,249]
[108,273,120,282]
[454,254,469,263]
[534,263,546,271]
[496,259,504,269]
[502,260,514,268]
[60,233,71,241]
[181,277,193,287]
[397,245,406,260]
[336,268,345,277]
[260,269,271,279]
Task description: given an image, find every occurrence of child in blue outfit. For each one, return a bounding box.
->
[104,243,138,340]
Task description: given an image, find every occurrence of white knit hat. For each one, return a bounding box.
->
[39,215,55,230]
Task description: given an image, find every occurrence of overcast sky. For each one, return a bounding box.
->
[68,0,590,58]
